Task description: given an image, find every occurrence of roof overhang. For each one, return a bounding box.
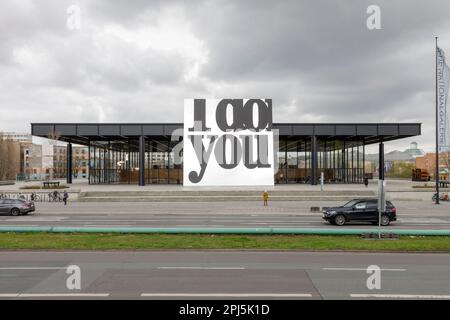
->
[31,123,421,146]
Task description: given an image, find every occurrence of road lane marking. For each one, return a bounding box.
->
[242,223,268,225]
[0,293,110,297]
[84,225,135,227]
[0,225,39,227]
[7,217,67,221]
[157,267,246,270]
[141,293,312,297]
[323,268,406,271]
[0,267,66,270]
[175,225,226,227]
[351,294,450,299]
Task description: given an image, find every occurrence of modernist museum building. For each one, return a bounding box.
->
[31,121,421,186]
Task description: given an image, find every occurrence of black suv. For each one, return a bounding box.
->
[322,199,396,226]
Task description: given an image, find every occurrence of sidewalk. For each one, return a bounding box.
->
[1,179,446,202]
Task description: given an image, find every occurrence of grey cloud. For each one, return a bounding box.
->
[0,0,449,152]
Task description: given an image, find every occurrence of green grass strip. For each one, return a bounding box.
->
[0,233,450,251]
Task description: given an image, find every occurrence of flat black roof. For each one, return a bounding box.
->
[31,122,421,146]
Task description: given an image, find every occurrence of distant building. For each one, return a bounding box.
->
[0,132,32,180]
[366,142,424,163]
[22,143,89,180]
[415,152,450,180]
[403,142,425,157]
[365,142,425,176]
[23,143,43,179]
[72,146,89,179]
[0,132,32,143]
[148,152,174,168]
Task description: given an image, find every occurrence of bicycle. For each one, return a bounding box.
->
[30,192,41,202]
[432,192,449,202]
[48,191,62,202]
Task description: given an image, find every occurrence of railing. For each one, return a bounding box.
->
[0,192,64,202]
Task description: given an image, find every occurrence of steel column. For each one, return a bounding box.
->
[379,142,384,180]
[66,143,72,184]
[342,141,346,183]
[167,137,170,184]
[88,141,91,185]
[363,140,365,179]
[285,139,288,184]
[311,136,318,185]
[139,136,146,186]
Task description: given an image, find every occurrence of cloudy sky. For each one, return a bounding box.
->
[1,0,450,152]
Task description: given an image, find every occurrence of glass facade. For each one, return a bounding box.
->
[88,136,365,185]
[31,122,421,186]
[276,138,365,184]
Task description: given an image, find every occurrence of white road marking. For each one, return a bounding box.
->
[213,220,295,223]
[66,219,159,222]
[242,222,313,225]
[174,225,225,227]
[0,267,66,270]
[141,293,312,297]
[243,222,268,225]
[157,267,246,270]
[84,225,135,227]
[323,268,406,271]
[0,293,110,297]
[351,294,450,299]
[0,225,39,227]
[7,217,67,222]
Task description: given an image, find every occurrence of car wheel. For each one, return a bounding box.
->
[380,215,390,226]
[10,208,21,216]
[334,214,346,226]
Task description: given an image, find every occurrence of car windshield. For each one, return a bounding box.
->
[343,200,360,208]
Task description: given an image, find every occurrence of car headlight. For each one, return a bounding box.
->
[327,210,337,214]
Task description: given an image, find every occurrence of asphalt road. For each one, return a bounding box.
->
[0,250,450,300]
[1,201,450,230]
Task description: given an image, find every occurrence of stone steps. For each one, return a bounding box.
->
[78,190,376,202]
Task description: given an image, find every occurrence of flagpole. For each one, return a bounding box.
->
[435,36,440,204]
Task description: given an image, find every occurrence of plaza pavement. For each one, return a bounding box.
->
[0,179,448,202]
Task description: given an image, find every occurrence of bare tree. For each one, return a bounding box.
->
[45,131,61,181]
[73,156,81,178]
[0,132,19,181]
[0,132,8,180]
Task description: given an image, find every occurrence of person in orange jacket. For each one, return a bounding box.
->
[263,190,269,206]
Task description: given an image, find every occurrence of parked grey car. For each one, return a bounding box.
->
[0,198,35,216]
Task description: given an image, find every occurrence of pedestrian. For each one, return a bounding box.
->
[364,177,369,188]
[63,191,69,205]
[53,190,59,201]
[263,190,269,206]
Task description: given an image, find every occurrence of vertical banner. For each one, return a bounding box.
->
[183,99,275,186]
[437,46,450,152]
